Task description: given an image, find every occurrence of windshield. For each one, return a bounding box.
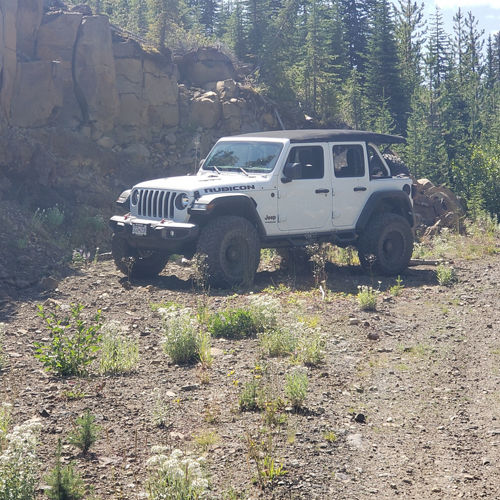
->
[203,141,283,174]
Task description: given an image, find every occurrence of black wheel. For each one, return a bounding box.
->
[357,213,413,275]
[382,152,411,176]
[196,216,260,288]
[111,234,169,279]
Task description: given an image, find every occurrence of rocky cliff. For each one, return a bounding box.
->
[0,0,280,149]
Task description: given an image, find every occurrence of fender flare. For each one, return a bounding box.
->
[356,190,415,231]
[189,194,266,236]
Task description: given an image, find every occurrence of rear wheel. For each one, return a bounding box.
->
[111,234,169,279]
[197,216,260,288]
[357,213,413,275]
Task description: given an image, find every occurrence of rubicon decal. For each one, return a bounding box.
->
[204,185,255,193]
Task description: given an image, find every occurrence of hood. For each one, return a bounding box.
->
[134,173,270,194]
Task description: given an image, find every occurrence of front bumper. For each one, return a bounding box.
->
[109,215,199,252]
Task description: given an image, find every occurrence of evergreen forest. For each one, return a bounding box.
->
[81,0,500,216]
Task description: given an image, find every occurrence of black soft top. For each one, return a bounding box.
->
[234,129,406,144]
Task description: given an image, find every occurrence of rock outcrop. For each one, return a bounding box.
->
[0,0,279,154]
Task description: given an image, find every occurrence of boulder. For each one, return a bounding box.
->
[117,93,147,127]
[190,92,221,129]
[10,61,62,127]
[179,47,236,86]
[147,103,179,129]
[16,0,43,59]
[74,15,119,133]
[112,37,143,59]
[36,12,82,62]
[216,79,238,99]
[222,99,242,133]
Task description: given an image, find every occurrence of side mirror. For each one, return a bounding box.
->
[282,162,301,183]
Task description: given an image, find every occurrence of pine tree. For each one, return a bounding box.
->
[395,0,426,99]
[364,0,406,131]
[340,0,368,73]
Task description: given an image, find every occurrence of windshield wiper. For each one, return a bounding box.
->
[238,167,250,176]
[211,165,221,174]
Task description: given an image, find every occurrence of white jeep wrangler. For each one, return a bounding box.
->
[110,130,415,286]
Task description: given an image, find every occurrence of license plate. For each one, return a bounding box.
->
[132,223,147,236]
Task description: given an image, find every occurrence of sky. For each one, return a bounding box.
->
[426,0,500,37]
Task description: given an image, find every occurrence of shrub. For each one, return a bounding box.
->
[295,329,325,366]
[98,323,139,375]
[68,410,99,455]
[0,402,11,451]
[208,308,262,339]
[163,315,202,365]
[34,304,102,376]
[259,326,298,357]
[46,439,85,500]
[357,285,378,311]
[146,447,209,500]
[436,264,457,286]
[0,323,4,372]
[284,370,309,410]
[0,417,41,499]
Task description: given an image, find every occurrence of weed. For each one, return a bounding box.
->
[389,275,404,296]
[262,283,292,294]
[150,301,182,313]
[357,285,378,311]
[198,331,212,368]
[32,205,65,231]
[436,264,457,286]
[204,403,221,424]
[0,417,41,499]
[98,323,139,375]
[245,431,286,486]
[259,326,298,357]
[163,314,202,365]
[34,304,103,377]
[284,370,309,410]
[295,329,325,366]
[71,248,91,267]
[68,410,99,455]
[306,243,328,286]
[151,393,171,429]
[193,430,220,452]
[323,431,337,442]
[239,379,261,412]
[262,399,287,427]
[192,253,210,291]
[146,447,209,500]
[46,439,85,500]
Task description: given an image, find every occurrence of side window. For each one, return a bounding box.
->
[333,145,365,178]
[285,146,324,179]
[367,145,389,178]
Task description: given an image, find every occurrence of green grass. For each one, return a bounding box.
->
[98,324,139,375]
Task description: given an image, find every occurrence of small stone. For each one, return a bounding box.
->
[349,318,360,325]
[367,331,379,341]
[39,409,50,418]
[181,384,199,392]
[354,413,366,424]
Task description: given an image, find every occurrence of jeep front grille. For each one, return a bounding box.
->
[135,189,177,219]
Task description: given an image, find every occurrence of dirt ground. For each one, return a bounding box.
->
[1,250,499,499]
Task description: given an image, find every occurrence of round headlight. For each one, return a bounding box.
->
[131,189,140,205]
[175,193,190,210]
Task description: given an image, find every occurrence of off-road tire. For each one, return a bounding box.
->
[382,152,411,177]
[357,213,413,275]
[197,216,260,288]
[111,234,169,279]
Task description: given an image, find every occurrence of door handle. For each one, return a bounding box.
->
[315,188,330,194]
[353,187,367,192]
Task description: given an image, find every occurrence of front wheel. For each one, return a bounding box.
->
[197,216,260,288]
[111,234,169,279]
[357,213,413,275]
